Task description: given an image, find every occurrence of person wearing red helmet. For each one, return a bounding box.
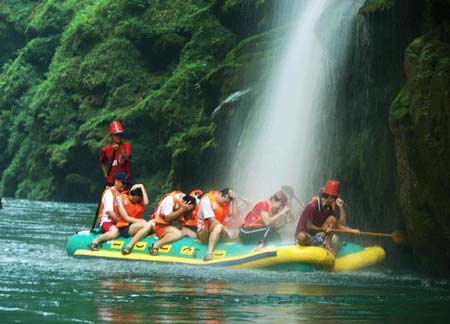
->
[99,121,132,186]
[239,191,290,250]
[295,180,359,254]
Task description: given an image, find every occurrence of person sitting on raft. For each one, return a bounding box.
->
[89,172,129,250]
[182,189,204,233]
[197,188,238,261]
[295,179,359,254]
[89,173,152,251]
[119,184,156,255]
[149,191,197,256]
[239,190,290,250]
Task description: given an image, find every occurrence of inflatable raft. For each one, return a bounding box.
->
[66,230,385,272]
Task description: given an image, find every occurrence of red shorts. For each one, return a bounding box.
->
[101,221,115,232]
[154,223,168,239]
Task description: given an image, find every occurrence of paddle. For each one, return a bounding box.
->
[90,146,117,232]
[332,229,408,244]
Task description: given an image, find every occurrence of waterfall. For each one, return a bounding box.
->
[229,0,363,202]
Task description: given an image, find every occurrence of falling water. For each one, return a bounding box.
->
[230,0,363,202]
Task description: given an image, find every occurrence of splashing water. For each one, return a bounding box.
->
[230,0,363,201]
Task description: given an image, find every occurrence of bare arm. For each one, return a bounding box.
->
[164,201,194,222]
[130,184,149,206]
[261,206,290,226]
[336,198,347,226]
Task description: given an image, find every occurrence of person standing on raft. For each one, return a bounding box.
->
[99,120,132,186]
[295,180,359,254]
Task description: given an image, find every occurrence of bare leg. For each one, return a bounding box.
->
[125,220,155,250]
[181,226,197,239]
[206,223,223,256]
[92,226,120,245]
[296,231,311,246]
[153,226,183,249]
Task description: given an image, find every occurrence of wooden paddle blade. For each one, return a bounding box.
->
[391,230,408,244]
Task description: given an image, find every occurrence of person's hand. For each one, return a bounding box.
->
[278,206,290,216]
[350,228,360,235]
[180,200,194,211]
[336,197,344,208]
[322,224,333,234]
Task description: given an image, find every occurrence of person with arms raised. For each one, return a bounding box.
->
[239,190,289,250]
[89,172,130,250]
[119,184,156,255]
[149,191,197,256]
[197,188,238,261]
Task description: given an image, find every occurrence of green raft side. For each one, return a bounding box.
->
[66,230,335,270]
[66,231,385,271]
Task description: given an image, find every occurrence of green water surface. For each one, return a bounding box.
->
[1,199,449,323]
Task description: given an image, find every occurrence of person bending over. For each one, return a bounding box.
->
[197,188,237,261]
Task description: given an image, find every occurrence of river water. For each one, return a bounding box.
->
[1,199,449,323]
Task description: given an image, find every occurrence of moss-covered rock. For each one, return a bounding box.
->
[390,35,450,275]
[0,0,276,202]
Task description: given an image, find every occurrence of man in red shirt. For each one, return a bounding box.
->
[239,191,289,249]
[99,120,132,186]
[295,179,359,254]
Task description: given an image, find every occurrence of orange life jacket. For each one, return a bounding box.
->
[115,191,146,228]
[204,191,230,225]
[184,203,199,227]
[152,191,186,225]
[97,186,119,224]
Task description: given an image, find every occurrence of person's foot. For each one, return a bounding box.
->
[89,242,99,251]
[254,242,264,251]
[121,246,132,255]
[203,253,213,261]
[149,244,159,256]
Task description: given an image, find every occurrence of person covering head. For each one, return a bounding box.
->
[109,120,125,135]
[274,190,288,205]
[115,172,130,185]
[182,194,197,209]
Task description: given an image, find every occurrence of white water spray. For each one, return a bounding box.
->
[230,0,363,201]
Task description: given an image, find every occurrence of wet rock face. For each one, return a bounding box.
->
[391,36,450,276]
[388,0,450,275]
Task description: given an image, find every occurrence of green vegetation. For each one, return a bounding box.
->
[0,0,272,202]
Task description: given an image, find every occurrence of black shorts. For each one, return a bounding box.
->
[119,226,131,238]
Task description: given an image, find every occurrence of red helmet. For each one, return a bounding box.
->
[109,121,124,135]
[323,180,340,197]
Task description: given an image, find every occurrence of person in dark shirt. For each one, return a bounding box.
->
[295,179,359,254]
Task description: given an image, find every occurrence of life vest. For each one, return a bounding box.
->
[97,186,120,225]
[115,191,146,228]
[152,191,186,225]
[243,200,272,228]
[184,203,199,227]
[204,191,230,225]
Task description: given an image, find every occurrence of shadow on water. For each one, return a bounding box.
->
[1,199,450,323]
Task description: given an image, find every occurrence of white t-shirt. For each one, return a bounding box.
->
[100,188,122,225]
[155,193,184,218]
